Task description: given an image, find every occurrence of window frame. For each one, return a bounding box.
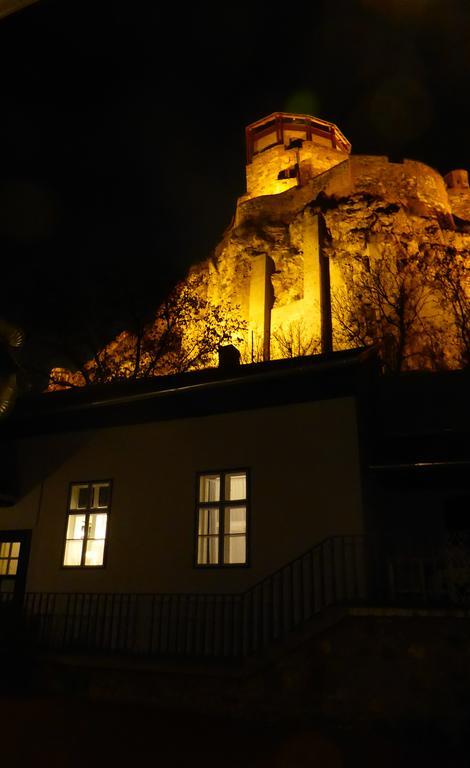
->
[0,530,31,603]
[62,479,113,569]
[194,468,250,569]
[0,541,21,577]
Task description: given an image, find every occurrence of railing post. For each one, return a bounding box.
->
[319,541,326,610]
[341,537,348,603]
[287,564,294,632]
[351,538,359,600]
[242,590,250,656]
[331,538,337,604]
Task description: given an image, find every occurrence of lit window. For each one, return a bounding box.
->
[0,541,21,576]
[196,470,248,566]
[63,481,111,567]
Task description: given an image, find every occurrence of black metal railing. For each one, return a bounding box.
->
[0,592,14,606]
[5,534,470,659]
[240,535,367,655]
[16,536,366,658]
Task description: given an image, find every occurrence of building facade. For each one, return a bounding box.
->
[2,351,368,604]
[1,350,469,665]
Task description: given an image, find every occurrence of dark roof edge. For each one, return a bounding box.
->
[2,347,377,437]
[48,347,375,413]
[14,347,376,417]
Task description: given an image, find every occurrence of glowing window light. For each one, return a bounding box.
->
[196,471,248,566]
[63,481,111,568]
[0,541,21,578]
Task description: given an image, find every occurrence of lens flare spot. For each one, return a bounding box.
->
[285,90,321,117]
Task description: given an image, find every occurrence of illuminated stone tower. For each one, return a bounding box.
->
[232,113,352,358]
[242,112,351,201]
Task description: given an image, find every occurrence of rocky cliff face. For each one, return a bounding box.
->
[190,150,469,371]
[49,116,469,389]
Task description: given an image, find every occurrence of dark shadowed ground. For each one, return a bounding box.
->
[0,694,465,767]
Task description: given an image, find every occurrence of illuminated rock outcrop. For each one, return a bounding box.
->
[50,112,469,388]
[190,112,469,371]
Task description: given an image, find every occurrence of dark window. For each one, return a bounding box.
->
[287,138,304,149]
[63,481,111,568]
[277,165,298,181]
[196,471,248,566]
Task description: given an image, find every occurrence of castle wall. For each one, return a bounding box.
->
[236,159,352,227]
[350,156,451,215]
[244,140,349,201]
[196,147,469,371]
[245,145,299,200]
[447,188,470,220]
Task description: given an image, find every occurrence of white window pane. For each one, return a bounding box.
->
[84,539,105,566]
[225,473,246,501]
[88,513,107,539]
[197,536,219,565]
[199,475,220,502]
[92,483,110,509]
[64,540,83,566]
[70,484,89,510]
[66,514,86,540]
[225,507,246,534]
[7,559,18,576]
[224,536,246,564]
[0,560,7,575]
[10,543,21,558]
[197,538,205,564]
[0,542,10,558]
[198,508,219,536]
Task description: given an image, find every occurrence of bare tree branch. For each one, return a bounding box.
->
[47,275,247,390]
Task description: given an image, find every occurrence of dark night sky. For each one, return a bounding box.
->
[0,0,469,370]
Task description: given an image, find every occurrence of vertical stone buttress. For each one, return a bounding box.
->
[303,211,332,353]
[248,254,275,361]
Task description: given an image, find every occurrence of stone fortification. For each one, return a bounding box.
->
[49,112,469,388]
[189,113,469,370]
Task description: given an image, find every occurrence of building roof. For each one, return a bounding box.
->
[0,0,40,20]
[245,112,351,155]
[2,347,376,437]
[2,347,468,475]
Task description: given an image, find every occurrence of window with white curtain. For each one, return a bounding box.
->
[196,470,248,566]
[63,481,111,567]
